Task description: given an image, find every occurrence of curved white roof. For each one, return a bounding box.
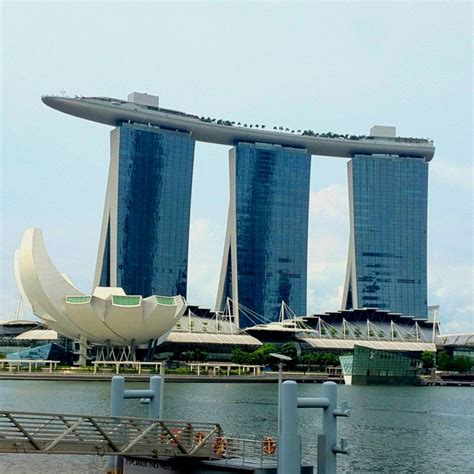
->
[42,95,435,161]
[14,227,187,345]
[166,332,261,346]
[300,337,436,352]
[436,333,474,346]
[15,329,58,341]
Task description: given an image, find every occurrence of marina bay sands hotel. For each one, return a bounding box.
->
[42,92,435,329]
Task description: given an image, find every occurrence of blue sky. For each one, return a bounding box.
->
[1,1,472,333]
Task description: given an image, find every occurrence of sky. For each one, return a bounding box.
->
[1,1,472,334]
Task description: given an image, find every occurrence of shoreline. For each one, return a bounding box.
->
[0,371,340,383]
[0,372,471,386]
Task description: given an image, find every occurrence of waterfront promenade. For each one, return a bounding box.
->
[0,370,341,383]
[0,370,472,386]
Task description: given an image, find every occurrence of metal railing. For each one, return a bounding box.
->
[218,436,278,467]
[0,410,277,466]
[0,411,223,458]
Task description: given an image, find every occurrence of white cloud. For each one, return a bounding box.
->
[310,184,348,224]
[430,160,473,191]
[308,183,349,314]
[187,217,223,309]
[428,263,474,333]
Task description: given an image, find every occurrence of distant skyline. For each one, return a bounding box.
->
[1,1,472,333]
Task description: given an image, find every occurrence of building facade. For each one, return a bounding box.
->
[216,142,311,328]
[342,154,429,318]
[94,123,195,297]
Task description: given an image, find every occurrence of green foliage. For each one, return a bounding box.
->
[437,350,450,371]
[281,342,297,360]
[230,343,278,365]
[437,350,473,372]
[452,356,473,373]
[174,367,191,375]
[421,351,434,369]
[181,348,209,362]
[0,353,6,360]
[299,351,341,370]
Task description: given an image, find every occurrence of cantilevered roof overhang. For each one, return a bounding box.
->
[42,96,435,161]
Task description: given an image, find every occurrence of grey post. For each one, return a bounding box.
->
[148,376,162,419]
[108,376,125,473]
[270,352,292,437]
[277,381,300,474]
[321,382,337,473]
[279,380,349,474]
[107,375,163,473]
[278,361,283,435]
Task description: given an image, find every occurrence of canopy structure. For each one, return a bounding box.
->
[436,333,474,347]
[165,332,261,346]
[15,329,58,341]
[300,337,436,352]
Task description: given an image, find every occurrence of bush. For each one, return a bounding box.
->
[230,343,277,365]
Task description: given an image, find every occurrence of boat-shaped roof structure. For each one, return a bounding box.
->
[42,94,435,161]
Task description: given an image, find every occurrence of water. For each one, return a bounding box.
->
[0,380,473,473]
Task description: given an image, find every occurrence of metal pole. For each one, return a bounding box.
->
[278,381,300,474]
[318,434,327,474]
[322,381,337,474]
[148,376,162,419]
[278,361,283,436]
[108,376,125,473]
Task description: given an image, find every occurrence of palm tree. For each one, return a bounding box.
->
[273,126,277,130]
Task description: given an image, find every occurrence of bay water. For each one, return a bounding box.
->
[0,380,472,473]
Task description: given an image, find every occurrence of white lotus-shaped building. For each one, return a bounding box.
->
[14,228,187,345]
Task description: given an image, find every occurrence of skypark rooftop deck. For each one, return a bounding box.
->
[42,94,435,161]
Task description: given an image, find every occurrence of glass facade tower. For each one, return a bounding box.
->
[342,154,428,318]
[94,123,195,297]
[216,142,311,328]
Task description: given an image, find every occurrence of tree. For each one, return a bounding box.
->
[182,348,209,362]
[231,348,251,365]
[452,356,473,373]
[421,351,434,369]
[280,342,298,368]
[437,350,451,371]
[231,343,277,366]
